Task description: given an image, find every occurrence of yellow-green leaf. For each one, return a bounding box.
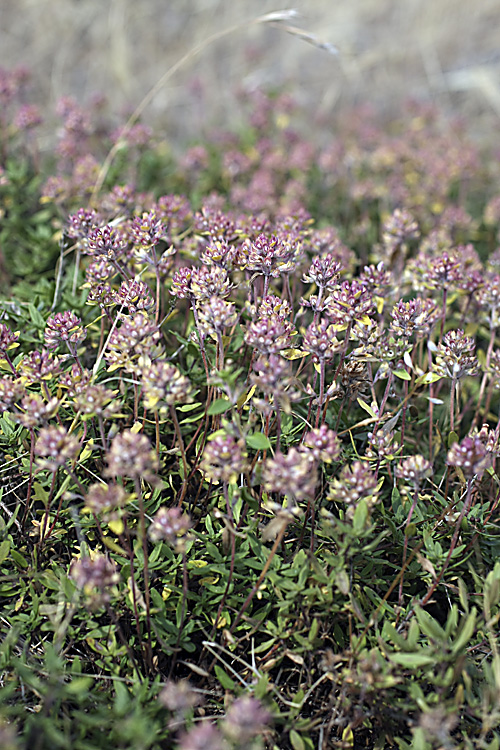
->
[289,730,306,750]
[0,539,11,565]
[357,397,378,419]
[282,348,309,360]
[107,518,124,536]
[102,536,127,556]
[393,369,411,380]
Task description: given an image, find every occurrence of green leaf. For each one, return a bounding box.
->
[410,727,431,750]
[28,302,46,330]
[352,498,369,534]
[290,730,306,750]
[282,348,309,360]
[66,677,94,694]
[207,398,231,415]
[391,485,402,513]
[407,619,420,649]
[357,397,378,419]
[114,681,130,715]
[214,664,235,690]
[11,550,28,569]
[335,569,350,595]
[482,734,499,750]
[393,369,411,380]
[445,605,458,638]
[179,411,205,424]
[246,432,271,451]
[382,622,406,650]
[389,652,435,667]
[309,618,319,643]
[451,608,476,654]
[415,371,442,386]
[414,605,446,642]
[0,539,11,565]
[177,402,202,412]
[254,672,269,700]
[408,681,426,704]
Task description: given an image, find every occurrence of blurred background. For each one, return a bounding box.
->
[2,0,500,142]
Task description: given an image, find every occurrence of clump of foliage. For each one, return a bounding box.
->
[2,64,500,750]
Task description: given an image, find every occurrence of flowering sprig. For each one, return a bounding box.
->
[302,320,342,363]
[35,425,80,472]
[141,361,192,411]
[130,210,165,249]
[390,298,440,340]
[326,279,375,328]
[432,329,478,380]
[327,460,379,521]
[0,376,27,411]
[17,349,61,383]
[447,435,492,479]
[395,455,433,487]
[303,425,341,463]
[245,301,295,355]
[70,553,120,610]
[201,433,247,484]
[149,507,193,553]
[250,353,299,415]
[104,429,159,483]
[380,208,419,269]
[44,311,86,355]
[247,232,298,297]
[86,224,128,260]
[395,454,433,602]
[0,322,19,361]
[67,207,100,242]
[263,447,317,503]
[105,312,162,373]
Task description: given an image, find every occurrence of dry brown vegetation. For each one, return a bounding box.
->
[2,0,500,142]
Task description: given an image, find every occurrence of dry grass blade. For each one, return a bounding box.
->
[269,22,339,55]
[446,65,500,117]
[91,9,334,200]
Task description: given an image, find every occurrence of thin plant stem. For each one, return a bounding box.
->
[190,300,210,381]
[72,247,81,296]
[122,518,143,645]
[105,603,144,683]
[134,477,153,671]
[168,550,189,679]
[230,518,291,635]
[400,376,409,450]
[210,482,236,637]
[170,405,189,506]
[420,477,474,609]
[262,274,270,300]
[21,428,36,529]
[154,412,161,457]
[449,375,457,434]
[315,358,326,428]
[216,330,224,371]
[38,470,58,548]
[398,486,420,604]
[472,324,496,428]
[428,345,435,460]
[439,287,448,344]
